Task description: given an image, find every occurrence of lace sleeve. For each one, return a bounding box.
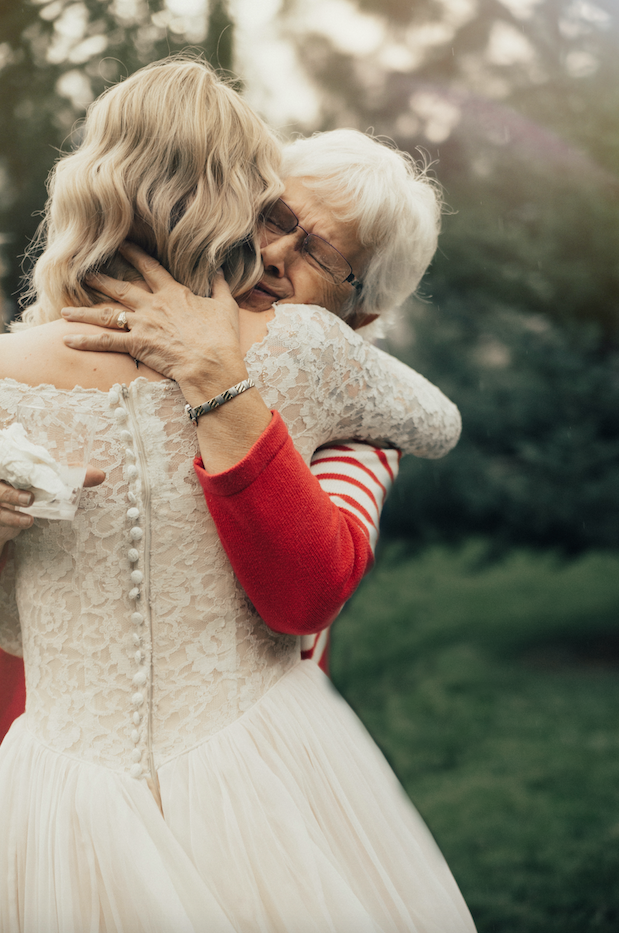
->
[0,384,21,656]
[249,304,461,458]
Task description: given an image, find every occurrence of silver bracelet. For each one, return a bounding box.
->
[184,378,256,425]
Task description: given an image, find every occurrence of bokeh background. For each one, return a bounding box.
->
[1,1,618,929]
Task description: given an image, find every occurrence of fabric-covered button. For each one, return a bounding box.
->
[114,408,127,423]
[129,587,140,600]
[135,650,144,664]
[130,570,143,585]
[108,388,120,406]
[131,692,144,707]
[132,711,141,725]
[131,748,142,763]
[131,729,140,744]
[130,763,142,778]
[127,464,138,480]
[130,527,143,541]
[132,633,141,646]
[125,449,136,461]
[127,491,137,504]
[127,507,139,521]
[128,548,139,563]
[132,670,147,687]
[131,612,143,626]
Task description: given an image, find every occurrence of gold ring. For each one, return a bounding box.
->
[117,311,129,331]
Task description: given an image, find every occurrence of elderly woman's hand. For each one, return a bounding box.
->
[0,483,35,550]
[61,241,272,474]
[61,242,248,398]
[0,467,106,555]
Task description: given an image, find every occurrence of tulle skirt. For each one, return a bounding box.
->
[0,661,475,933]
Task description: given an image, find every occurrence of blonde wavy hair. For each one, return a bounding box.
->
[282,130,442,328]
[17,55,283,328]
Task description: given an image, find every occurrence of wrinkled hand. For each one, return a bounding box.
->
[61,243,247,394]
[0,467,105,553]
[0,483,36,549]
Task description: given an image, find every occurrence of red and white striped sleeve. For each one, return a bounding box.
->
[309,443,400,554]
[300,442,400,672]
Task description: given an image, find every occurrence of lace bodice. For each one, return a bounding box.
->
[0,304,460,781]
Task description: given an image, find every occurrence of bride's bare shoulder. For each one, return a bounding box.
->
[0,319,160,391]
[0,320,104,389]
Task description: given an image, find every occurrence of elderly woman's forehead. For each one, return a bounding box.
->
[283,176,339,207]
[282,177,357,232]
[281,175,370,272]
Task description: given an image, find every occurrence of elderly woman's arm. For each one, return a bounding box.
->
[62,251,273,472]
[0,650,24,742]
[60,248,454,635]
[61,265,399,635]
[195,417,399,635]
[58,252,384,629]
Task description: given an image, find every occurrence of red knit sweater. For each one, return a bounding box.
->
[194,412,374,636]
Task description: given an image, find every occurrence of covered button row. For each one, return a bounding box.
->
[109,390,148,778]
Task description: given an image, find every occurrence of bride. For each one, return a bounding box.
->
[0,56,475,932]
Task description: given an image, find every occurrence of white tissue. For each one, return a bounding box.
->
[0,422,71,503]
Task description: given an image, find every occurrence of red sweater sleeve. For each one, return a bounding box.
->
[0,650,25,742]
[0,547,26,741]
[194,412,374,636]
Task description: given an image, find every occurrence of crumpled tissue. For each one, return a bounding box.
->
[0,422,70,503]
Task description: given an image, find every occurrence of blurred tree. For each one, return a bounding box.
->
[281,0,619,339]
[0,0,234,316]
[382,297,619,552]
[279,0,619,550]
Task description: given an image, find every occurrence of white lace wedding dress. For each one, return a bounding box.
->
[0,305,475,933]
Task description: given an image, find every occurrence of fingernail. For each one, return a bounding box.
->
[19,515,33,526]
[63,336,78,347]
[61,309,71,317]
[18,492,32,506]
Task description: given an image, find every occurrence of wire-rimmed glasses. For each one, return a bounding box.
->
[259,199,363,291]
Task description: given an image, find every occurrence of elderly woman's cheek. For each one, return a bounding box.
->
[320,281,350,316]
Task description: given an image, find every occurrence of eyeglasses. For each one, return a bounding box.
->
[259,199,363,291]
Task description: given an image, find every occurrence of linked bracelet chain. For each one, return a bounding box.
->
[184,378,256,425]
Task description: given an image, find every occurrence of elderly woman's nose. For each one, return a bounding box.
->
[261,233,301,272]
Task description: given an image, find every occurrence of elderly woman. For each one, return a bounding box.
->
[0,58,474,932]
[58,127,458,640]
[0,130,454,689]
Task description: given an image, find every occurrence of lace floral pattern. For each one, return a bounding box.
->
[249,304,461,463]
[0,304,460,777]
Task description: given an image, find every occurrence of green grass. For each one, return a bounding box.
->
[330,542,619,933]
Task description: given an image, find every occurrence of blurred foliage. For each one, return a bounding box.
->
[284,0,619,336]
[0,0,234,315]
[280,0,619,551]
[332,542,619,932]
[381,295,619,552]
